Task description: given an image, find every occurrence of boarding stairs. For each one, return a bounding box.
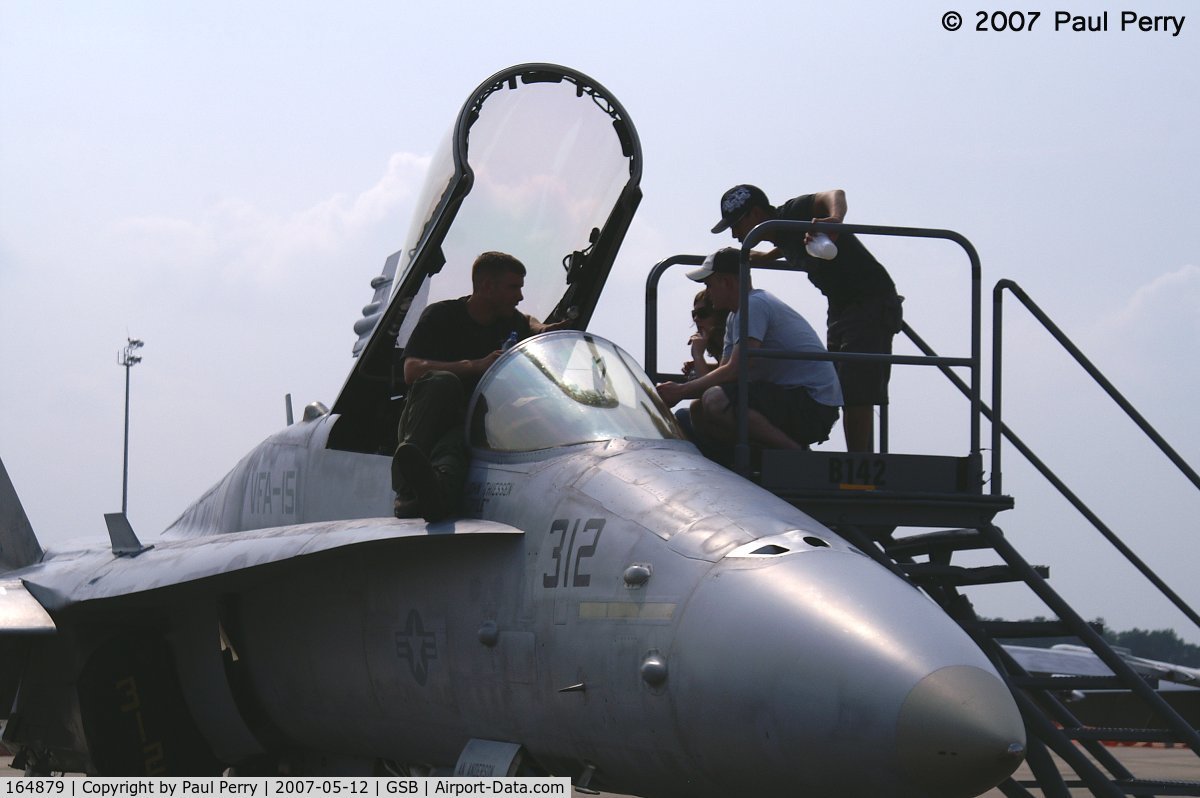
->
[646,223,1200,796]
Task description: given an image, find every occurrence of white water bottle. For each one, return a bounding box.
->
[806,232,838,260]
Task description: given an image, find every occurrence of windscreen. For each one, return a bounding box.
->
[469,332,684,452]
[396,77,631,345]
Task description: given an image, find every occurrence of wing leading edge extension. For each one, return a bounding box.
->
[20,517,523,613]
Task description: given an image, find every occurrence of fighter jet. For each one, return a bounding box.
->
[0,64,1026,797]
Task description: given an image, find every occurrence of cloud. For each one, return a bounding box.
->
[2,151,434,546]
[109,151,431,290]
[1108,264,1200,334]
[1089,264,1200,391]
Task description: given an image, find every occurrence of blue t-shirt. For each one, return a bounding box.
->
[723,289,844,407]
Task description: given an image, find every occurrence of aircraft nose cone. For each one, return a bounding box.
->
[668,549,1025,796]
[897,665,1026,798]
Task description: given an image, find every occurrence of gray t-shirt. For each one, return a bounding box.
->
[723,289,844,407]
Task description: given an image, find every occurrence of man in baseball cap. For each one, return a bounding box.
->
[684,243,742,281]
[711,184,772,234]
[657,247,842,452]
[711,184,903,453]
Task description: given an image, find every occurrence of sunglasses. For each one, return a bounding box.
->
[692,307,713,321]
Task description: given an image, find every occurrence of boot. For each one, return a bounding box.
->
[393,443,453,522]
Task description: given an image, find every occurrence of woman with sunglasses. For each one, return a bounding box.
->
[683,290,727,380]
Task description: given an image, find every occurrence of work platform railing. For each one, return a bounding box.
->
[646,220,985,463]
[645,221,1200,796]
[646,221,1003,530]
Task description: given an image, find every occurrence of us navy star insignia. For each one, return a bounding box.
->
[395,609,438,685]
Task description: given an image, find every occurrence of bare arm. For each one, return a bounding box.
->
[809,189,847,241]
[404,352,499,385]
[689,334,718,377]
[657,340,760,406]
[749,247,785,264]
[528,315,571,334]
[810,189,847,222]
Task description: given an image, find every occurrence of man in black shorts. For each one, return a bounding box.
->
[393,251,559,521]
[712,184,902,452]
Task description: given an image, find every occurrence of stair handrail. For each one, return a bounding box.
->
[992,278,1200,496]
[904,321,1200,633]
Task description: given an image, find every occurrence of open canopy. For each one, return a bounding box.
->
[332,64,642,454]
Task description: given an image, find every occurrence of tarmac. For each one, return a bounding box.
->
[584,744,1200,797]
[977,744,1200,797]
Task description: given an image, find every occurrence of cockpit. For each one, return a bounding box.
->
[329,65,642,456]
[468,331,683,452]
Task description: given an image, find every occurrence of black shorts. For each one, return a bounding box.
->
[827,294,902,407]
[720,381,840,446]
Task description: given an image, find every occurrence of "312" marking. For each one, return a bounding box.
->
[543,518,605,589]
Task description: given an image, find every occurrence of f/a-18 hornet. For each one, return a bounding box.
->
[0,64,1025,797]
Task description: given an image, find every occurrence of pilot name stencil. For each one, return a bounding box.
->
[462,480,513,514]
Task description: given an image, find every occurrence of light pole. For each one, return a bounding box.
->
[118,338,144,515]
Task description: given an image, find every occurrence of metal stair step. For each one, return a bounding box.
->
[980,619,1106,638]
[901,562,1049,587]
[885,527,991,556]
[1015,778,1200,797]
[1013,674,1143,691]
[1065,727,1185,743]
[1112,778,1200,797]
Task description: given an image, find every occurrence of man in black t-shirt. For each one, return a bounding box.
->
[393,251,555,521]
[711,184,902,453]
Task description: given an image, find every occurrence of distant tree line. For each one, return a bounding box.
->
[992,617,1200,666]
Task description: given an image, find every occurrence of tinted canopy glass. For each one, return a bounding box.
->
[396,75,634,345]
[469,332,683,452]
[331,65,641,456]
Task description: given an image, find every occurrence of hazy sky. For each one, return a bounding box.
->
[2,2,1197,642]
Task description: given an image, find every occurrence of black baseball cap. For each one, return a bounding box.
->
[686,247,741,281]
[711,184,771,234]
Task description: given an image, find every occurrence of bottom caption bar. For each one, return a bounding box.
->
[0,778,573,797]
